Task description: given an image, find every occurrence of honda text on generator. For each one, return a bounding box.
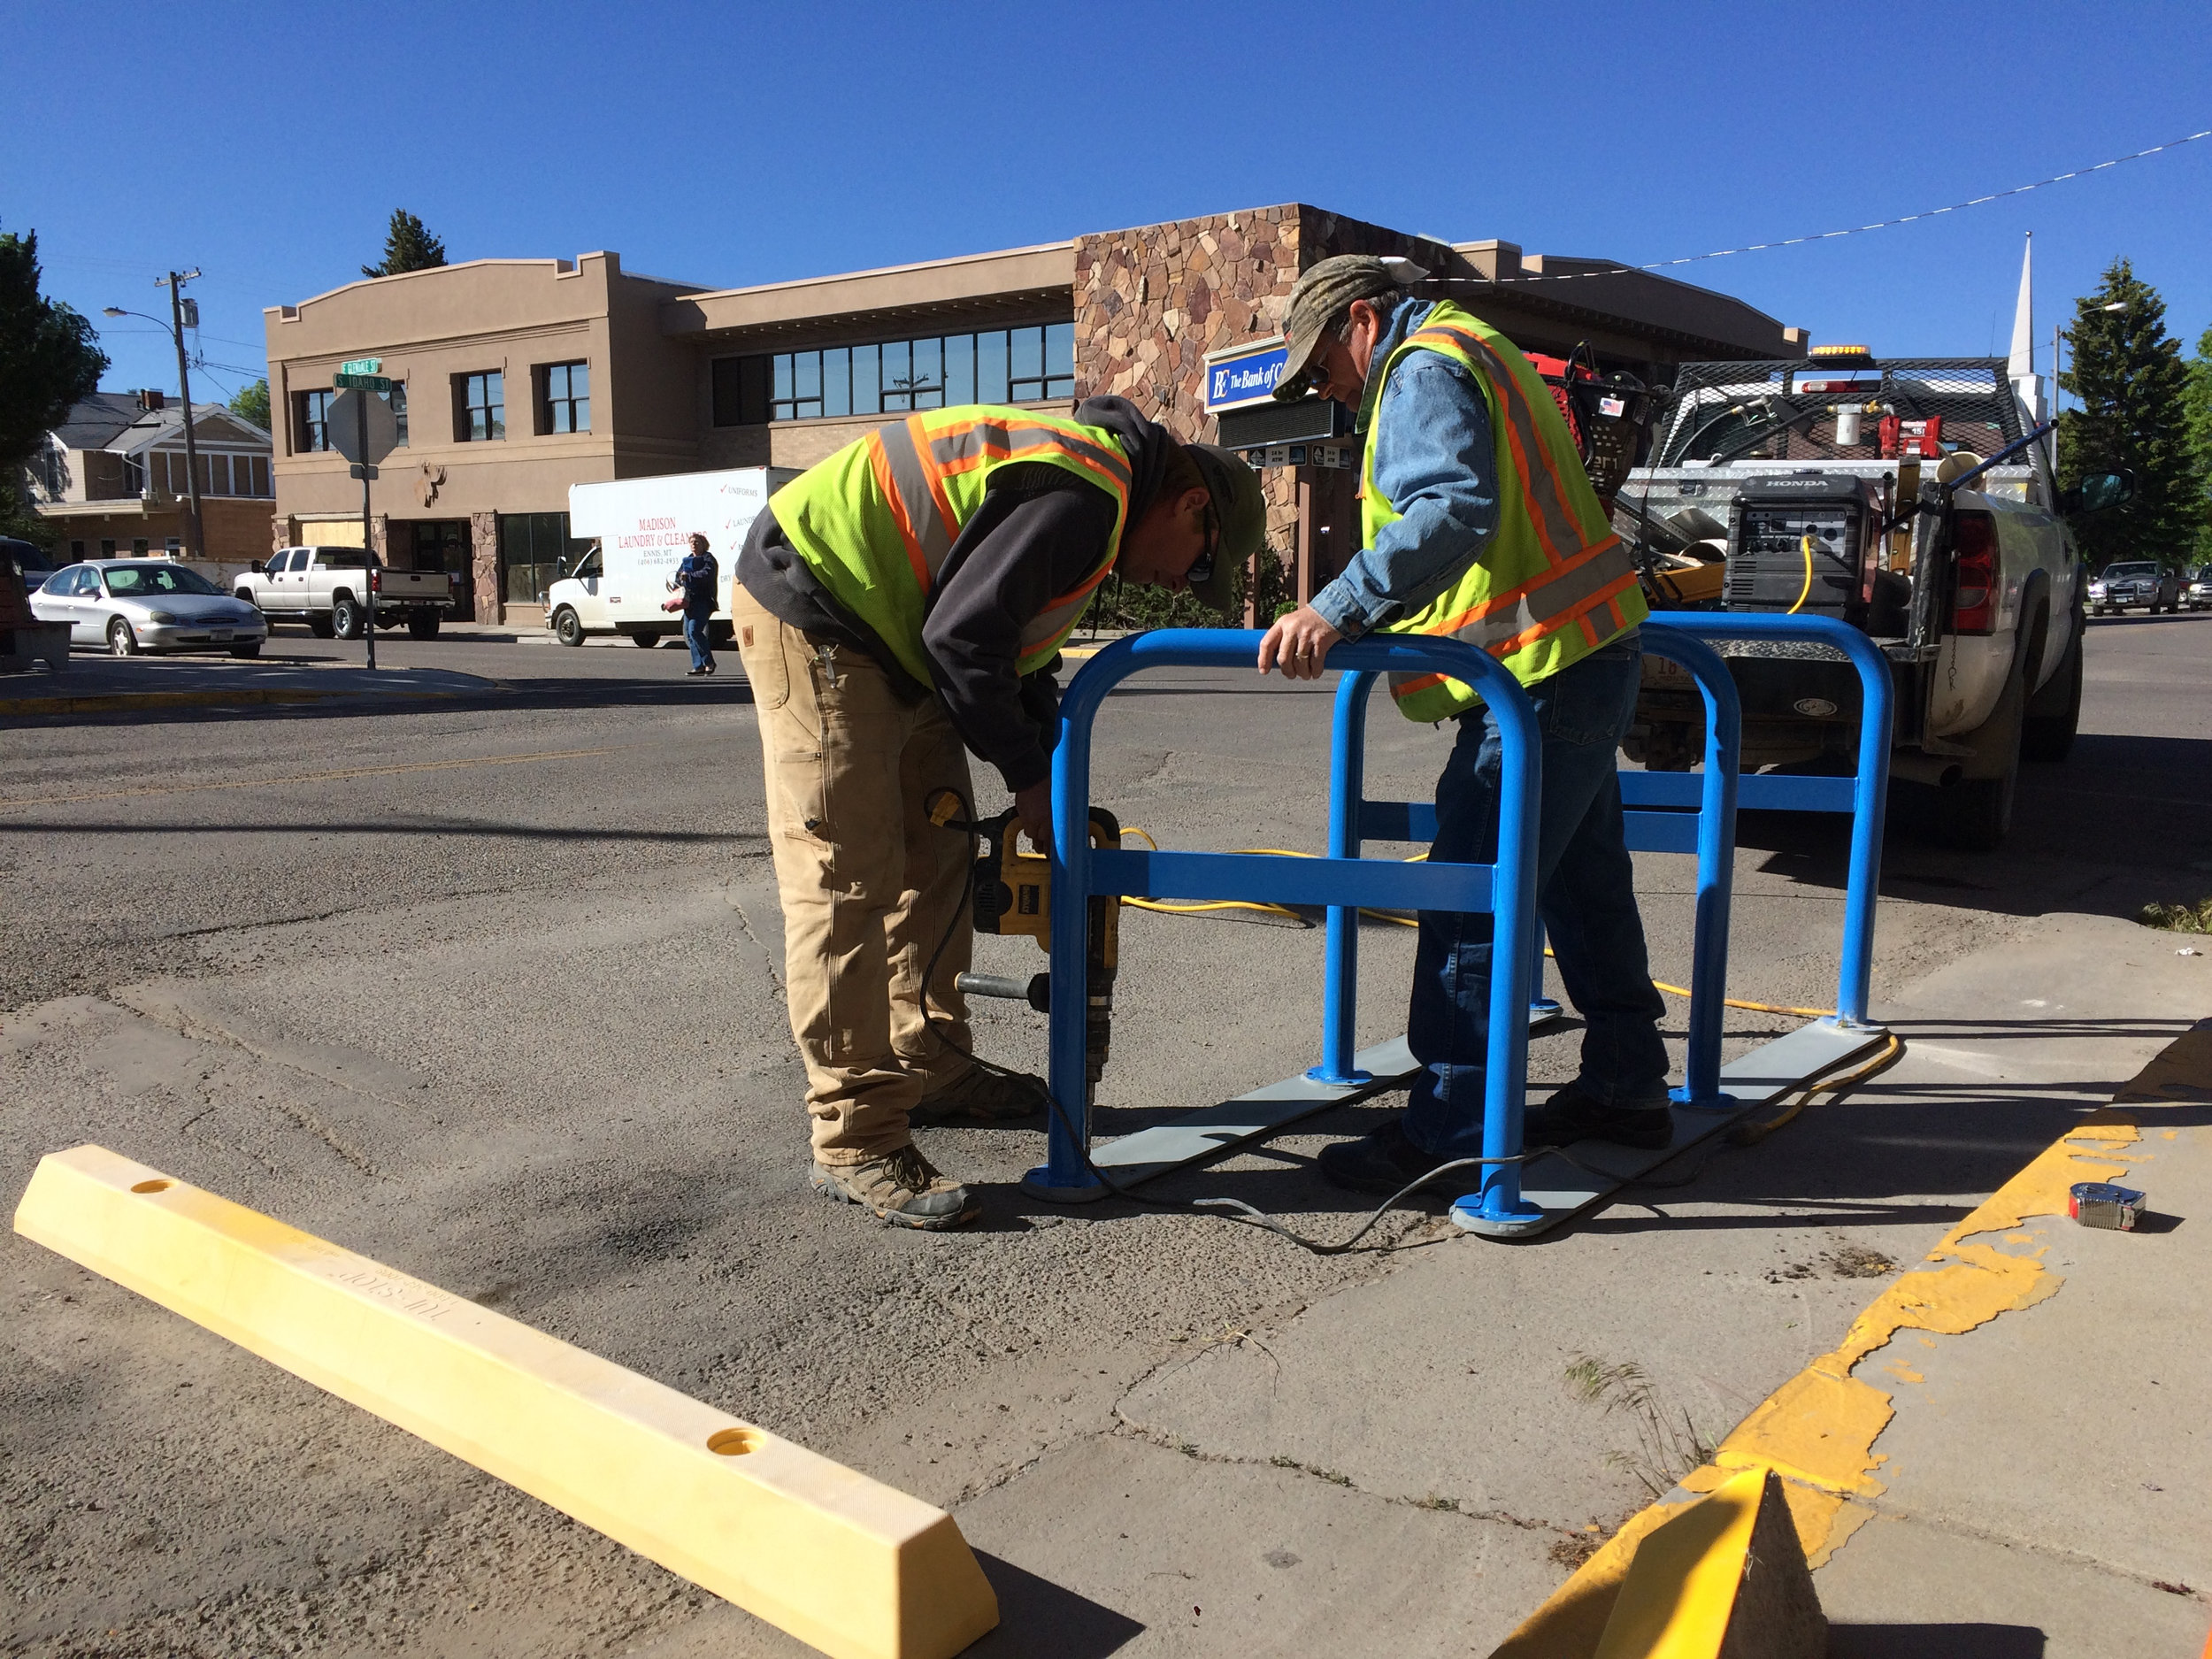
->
[1612,349,2130,850]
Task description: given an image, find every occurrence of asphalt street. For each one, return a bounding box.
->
[4,610,2208,1656]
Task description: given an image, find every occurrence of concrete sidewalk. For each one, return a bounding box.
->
[0,653,499,715]
[932,910,2209,1656]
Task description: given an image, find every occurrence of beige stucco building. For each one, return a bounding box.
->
[268,203,1805,625]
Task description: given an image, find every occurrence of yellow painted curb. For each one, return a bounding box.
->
[1590,1466,1824,1659]
[1490,1047,2189,1657]
[12,1146,999,1659]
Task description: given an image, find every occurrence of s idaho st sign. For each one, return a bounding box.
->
[1202,335,1289,415]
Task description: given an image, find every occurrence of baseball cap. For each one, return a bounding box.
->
[1179,442,1265,615]
[1271,254,1429,401]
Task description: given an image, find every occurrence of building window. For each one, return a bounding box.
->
[35,444,65,497]
[762,321,1074,424]
[132,538,150,554]
[296,388,334,452]
[165,537,181,553]
[206,455,230,495]
[100,539,116,556]
[537,362,589,434]
[388,382,408,447]
[498,511,588,608]
[456,372,504,442]
[252,456,271,495]
[70,540,85,557]
[711,357,770,426]
[122,456,145,495]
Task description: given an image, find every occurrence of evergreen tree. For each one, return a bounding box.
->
[0,228,108,546]
[362,210,448,279]
[228,378,272,431]
[2056,260,2203,569]
[2183,327,2212,566]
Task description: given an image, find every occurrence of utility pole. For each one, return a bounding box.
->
[163,271,205,558]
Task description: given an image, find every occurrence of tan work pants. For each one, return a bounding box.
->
[733,588,975,1164]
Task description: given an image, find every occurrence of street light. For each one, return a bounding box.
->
[103,268,204,558]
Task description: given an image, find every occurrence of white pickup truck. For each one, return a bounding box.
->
[234,546,457,640]
[1619,355,2130,849]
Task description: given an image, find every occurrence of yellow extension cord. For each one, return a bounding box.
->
[1116,826,1839,1020]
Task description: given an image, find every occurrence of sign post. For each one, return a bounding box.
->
[326,380,400,670]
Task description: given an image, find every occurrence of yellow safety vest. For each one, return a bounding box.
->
[768,405,1132,686]
[1364,301,1646,721]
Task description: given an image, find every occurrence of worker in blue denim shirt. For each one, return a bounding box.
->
[1256,256,1671,1191]
[668,534,719,676]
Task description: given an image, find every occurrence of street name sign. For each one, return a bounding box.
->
[334,372,393,393]
[339,357,381,375]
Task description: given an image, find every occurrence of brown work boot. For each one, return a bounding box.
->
[909,1063,1048,1125]
[810,1145,979,1231]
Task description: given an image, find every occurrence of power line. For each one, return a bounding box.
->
[1489,125,2212,287]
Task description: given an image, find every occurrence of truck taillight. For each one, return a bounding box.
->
[1952,511,1997,635]
[369,568,382,595]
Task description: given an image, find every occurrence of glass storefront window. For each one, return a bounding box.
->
[764,322,1072,422]
[499,511,588,607]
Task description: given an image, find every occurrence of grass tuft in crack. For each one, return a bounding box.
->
[1563,1356,1718,1502]
[2138,897,2212,933]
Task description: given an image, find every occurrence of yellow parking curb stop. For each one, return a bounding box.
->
[12,1146,999,1659]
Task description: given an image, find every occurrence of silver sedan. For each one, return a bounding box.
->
[32,560,270,657]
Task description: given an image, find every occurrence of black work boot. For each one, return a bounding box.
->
[1316,1119,1461,1196]
[1521,1082,1674,1151]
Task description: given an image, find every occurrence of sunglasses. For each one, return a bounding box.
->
[1187,502,1219,587]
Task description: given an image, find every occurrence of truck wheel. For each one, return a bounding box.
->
[627,630,662,648]
[1932,659,2024,852]
[553,607,586,647]
[408,611,441,640]
[107,618,140,656]
[308,613,336,639]
[2022,624,2083,763]
[331,595,364,640]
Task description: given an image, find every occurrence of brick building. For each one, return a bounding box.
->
[267,203,1803,625]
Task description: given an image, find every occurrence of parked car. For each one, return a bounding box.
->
[2087,560,2181,615]
[2183,565,2212,611]
[234,546,456,640]
[0,535,60,590]
[31,560,268,657]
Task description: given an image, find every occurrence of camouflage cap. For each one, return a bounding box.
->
[1179,442,1265,614]
[1272,254,1429,401]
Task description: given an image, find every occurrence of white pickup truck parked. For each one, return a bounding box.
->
[234,546,457,640]
[1619,355,2130,849]
[552,465,796,648]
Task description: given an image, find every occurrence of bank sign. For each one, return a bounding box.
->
[1203,336,1290,414]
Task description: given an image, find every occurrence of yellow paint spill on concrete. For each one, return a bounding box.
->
[1487,1114,2149,1658]
[1885,1363,1924,1384]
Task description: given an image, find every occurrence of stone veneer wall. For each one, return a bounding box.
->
[1071,204,1455,611]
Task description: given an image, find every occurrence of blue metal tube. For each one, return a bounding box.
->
[1317,671,1379,1084]
[1036,629,1541,1207]
[1658,614,1892,1025]
[1637,626,1743,1107]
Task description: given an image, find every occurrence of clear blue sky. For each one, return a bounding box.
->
[8,0,2208,408]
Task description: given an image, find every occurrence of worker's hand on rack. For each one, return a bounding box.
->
[1257,605,1343,681]
[1013,780,1054,860]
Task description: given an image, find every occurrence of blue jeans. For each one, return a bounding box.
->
[1402,632,1670,1155]
[683,613,717,672]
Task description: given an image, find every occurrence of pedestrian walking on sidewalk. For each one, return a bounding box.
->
[669,534,719,675]
[1256,255,1671,1190]
[736,399,1263,1229]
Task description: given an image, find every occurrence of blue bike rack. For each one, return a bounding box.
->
[1024,628,1547,1231]
[1020,612,1896,1242]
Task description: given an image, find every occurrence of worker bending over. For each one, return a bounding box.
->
[1256,256,1671,1190]
[736,399,1263,1229]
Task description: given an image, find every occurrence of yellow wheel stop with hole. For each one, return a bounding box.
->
[12,1146,998,1659]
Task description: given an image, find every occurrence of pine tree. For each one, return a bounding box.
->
[362,210,448,279]
[2056,259,2203,570]
[2183,327,2212,566]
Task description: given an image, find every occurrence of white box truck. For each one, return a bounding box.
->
[552,466,796,648]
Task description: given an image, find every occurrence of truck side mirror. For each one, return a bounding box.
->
[250,558,265,573]
[2062,471,2132,515]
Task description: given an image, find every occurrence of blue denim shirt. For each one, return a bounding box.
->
[1308,296,1499,641]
